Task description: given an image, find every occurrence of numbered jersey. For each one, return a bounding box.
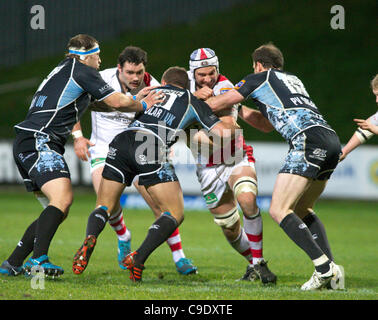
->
[235,69,333,141]
[128,84,220,148]
[15,58,115,145]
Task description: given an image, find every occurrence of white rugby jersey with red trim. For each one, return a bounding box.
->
[187,72,255,167]
[90,67,160,146]
[370,111,378,126]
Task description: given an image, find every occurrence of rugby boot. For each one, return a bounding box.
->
[175,257,198,275]
[238,264,259,281]
[0,260,24,276]
[301,261,339,290]
[23,255,64,278]
[122,251,144,282]
[72,235,97,275]
[328,263,345,290]
[253,259,277,284]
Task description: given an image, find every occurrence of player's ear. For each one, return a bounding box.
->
[117,63,122,73]
[254,61,264,73]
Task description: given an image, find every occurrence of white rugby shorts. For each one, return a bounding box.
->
[197,154,256,209]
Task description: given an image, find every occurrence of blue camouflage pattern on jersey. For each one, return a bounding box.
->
[264,107,331,141]
[243,70,332,142]
[35,133,65,173]
[279,132,309,174]
[157,162,177,182]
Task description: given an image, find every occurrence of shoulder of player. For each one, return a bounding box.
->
[72,59,101,79]
[99,67,118,82]
[213,74,234,94]
[144,72,161,86]
[217,74,232,84]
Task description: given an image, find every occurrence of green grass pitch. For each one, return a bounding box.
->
[0,189,377,301]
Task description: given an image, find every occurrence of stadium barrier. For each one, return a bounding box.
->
[0,140,377,209]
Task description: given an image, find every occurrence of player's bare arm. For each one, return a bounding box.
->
[209,118,239,140]
[206,89,244,113]
[103,90,164,112]
[354,117,378,135]
[239,105,274,133]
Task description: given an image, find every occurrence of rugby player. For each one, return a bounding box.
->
[0,34,162,277]
[72,46,197,275]
[206,43,345,290]
[340,74,378,160]
[186,48,276,284]
[72,67,238,282]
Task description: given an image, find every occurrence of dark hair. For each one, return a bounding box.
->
[66,34,98,59]
[252,42,284,69]
[118,46,147,67]
[161,66,189,89]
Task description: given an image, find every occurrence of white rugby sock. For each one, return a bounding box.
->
[166,228,185,263]
[108,210,130,242]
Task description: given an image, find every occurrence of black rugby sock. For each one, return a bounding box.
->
[135,212,178,265]
[32,205,64,259]
[7,220,37,267]
[280,213,330,273]
[302,212,334,261]
[86,206,109,238]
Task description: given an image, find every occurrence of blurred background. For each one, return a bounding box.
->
[0,0,377,204]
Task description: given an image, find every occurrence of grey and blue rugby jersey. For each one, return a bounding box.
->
[128,84,221,148]
[235,69,333,141]
[15,57,115,145]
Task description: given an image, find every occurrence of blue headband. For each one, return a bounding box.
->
[68,46,100,56]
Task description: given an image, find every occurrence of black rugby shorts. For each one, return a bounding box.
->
[13,131,70,192]
[102,130,178,186]
[279,126,342,180]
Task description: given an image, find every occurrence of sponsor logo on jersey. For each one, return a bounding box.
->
[309,148,327,161]
[219,87,232,94]
[99,83,112,94]
[234,80,245,90]
[204,192,218,205]
[138,154,147,165]
[107,147,117,159]
[18,152,36,162]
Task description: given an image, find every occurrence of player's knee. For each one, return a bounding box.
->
[237,193,258,217]
[51,194,73,217]
[233,176,259,216]
[269,205,292,224]
[213,207,240,229]
[233,176,258,197]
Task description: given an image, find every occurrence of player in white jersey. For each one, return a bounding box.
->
[340,74,378,161]
[186,48,276,283]
[72,46,197,275]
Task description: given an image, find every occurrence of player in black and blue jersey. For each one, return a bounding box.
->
[72,67,239,281]
[0,34,162,278]
[206,43,345,290]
